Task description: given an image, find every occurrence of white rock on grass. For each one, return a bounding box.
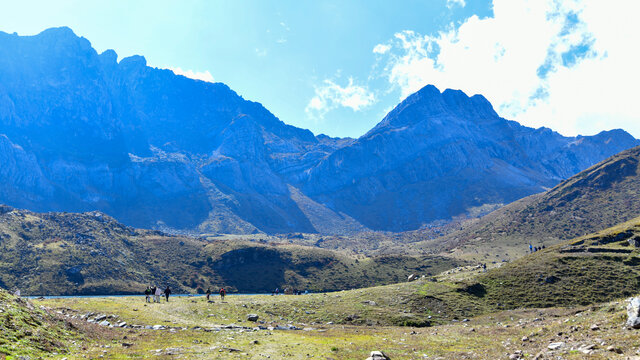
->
[366,351,390,360]
[547,342,564,350]
[627,297,640,329]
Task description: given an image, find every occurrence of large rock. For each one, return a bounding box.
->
[627,297,640,328]
[366,351,390,360]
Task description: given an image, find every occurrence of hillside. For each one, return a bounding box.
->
[0,28,637,235]
[0,289,79,358]
[476,216,640,309]
[0,205,463,295]
[422,146,640,262]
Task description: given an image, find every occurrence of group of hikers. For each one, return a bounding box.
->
[206,287,226,301]
[144,286,172,302]
[271,287,306,295]
[529,244,546,253]
[144,286,227,302]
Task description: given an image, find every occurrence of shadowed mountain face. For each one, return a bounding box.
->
[0,27,637,234]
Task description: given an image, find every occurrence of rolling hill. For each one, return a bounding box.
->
[0,204,464,295]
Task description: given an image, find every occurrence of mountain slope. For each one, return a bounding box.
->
[427,146,640,261]
[302,85,640,231]
[476,215,640,308]
[0,204,463,295]
[0,27,359,235]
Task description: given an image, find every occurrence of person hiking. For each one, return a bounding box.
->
[206,287,212,301]
[164,286,172,302]
[529,244,533,253]
[144,286,152,303]
[154,286,162,303]
[219,287,226,301]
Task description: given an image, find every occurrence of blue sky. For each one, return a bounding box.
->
[1,0,639,138]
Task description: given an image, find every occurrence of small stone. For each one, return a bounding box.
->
[247,314,259,322]
[590,324,600,330]
[521,336,529,342]
[606,345,622,354]
[547,342,564,350]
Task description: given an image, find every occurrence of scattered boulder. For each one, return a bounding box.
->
[547,342,564,350]
[606,345,622,354]
[366,351,390,360]
[628,237,640,247]
[247,314,259,322]
[544,276,560,284]
[407,274,417,281]
[627,297,640,329]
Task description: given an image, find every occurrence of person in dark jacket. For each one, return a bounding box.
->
[144,286,152,303]
[164,286,172,302]
[219,287,226,301]
[206,288,212,301]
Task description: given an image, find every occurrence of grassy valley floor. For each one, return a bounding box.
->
[31,292,640,359]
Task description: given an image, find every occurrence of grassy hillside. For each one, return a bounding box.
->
[425,146,640,262]
[0,205,464,295]
[476,216,640,309]
[0,289,80,358]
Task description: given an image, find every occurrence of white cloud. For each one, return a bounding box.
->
[169,67,214,83]
[447,0,466,9]
[376,0,640,137]
[306,78,376,120]
[373,44,391,54]
[255,48,268,57]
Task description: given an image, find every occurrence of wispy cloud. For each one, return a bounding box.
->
[373,44,391,55]
[374,0,640,136]
[255,48,268,57]
[168,67,214,83]
[306,78,376,120]
[446,0,466,9]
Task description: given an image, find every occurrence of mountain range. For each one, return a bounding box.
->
[0,27,638,235]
